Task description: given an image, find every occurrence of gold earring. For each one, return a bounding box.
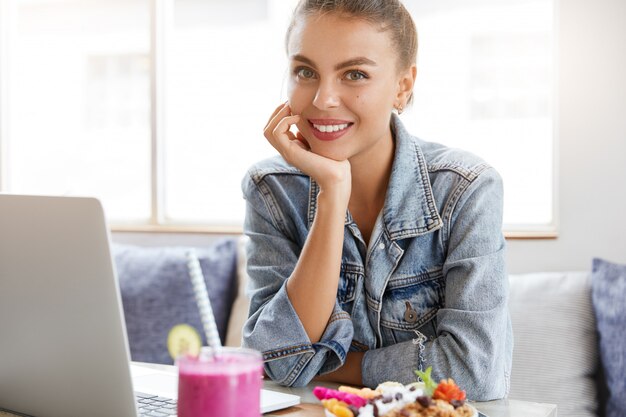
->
[396,104,404,114]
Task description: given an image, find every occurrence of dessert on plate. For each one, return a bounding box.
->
[313,367,477,417]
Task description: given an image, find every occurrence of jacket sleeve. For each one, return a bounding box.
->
[240,171,354,387]
[362,167,513,401]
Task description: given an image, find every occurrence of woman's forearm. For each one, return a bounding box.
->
[286,189,348,343]
[314,351,365,386]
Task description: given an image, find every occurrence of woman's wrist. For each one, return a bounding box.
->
[314,160,352,205]
[314,351,365,386]
[317,187,351,214]
[316,165,352,210]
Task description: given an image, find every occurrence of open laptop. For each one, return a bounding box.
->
[0,194,300,417]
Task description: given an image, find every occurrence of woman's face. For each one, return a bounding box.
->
[286,13,415,163]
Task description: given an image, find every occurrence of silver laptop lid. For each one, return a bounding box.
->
[0,194,138,417]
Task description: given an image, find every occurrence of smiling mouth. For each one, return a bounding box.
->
[307,120,354,142]
[311,123,351,133]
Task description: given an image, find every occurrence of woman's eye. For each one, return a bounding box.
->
[295,67,316,79]
[345,70,367,81]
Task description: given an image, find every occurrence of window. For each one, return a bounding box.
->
[0,0,555,235]
[402,1,555,234]
[0,0,151,221]
[162,0,290,225]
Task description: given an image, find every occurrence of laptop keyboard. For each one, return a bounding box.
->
[135,391,177,416]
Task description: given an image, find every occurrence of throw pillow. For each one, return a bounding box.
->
[508,271,598,417]
[591,258,626,417]
[113,238,238,364]
[225,235,251,347]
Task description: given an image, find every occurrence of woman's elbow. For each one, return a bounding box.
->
[462,353,511,401]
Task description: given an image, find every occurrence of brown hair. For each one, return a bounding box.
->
[285,0,418,73]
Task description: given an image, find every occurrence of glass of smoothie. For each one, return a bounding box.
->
[177,346,263,417]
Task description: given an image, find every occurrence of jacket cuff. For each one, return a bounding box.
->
[243,281,353,386]
[361,340,422,388]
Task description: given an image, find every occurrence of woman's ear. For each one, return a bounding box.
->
[396,64,417,106]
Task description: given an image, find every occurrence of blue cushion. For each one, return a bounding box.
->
[591,258,626,417]
[112,238,238,364]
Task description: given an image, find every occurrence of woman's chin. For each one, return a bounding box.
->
[308,146,352,162]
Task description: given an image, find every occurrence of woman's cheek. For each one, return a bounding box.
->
[287,92,304,115]
[286,80,299,109]
[295,119,312,143]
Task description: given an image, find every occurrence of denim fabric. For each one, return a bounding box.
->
[591,258,626,417]
[241,114,512,400]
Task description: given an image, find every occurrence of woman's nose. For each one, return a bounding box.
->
[312,80,340,110]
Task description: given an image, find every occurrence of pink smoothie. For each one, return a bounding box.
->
[177,349,263,417]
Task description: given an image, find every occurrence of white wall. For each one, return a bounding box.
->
[506,0,626,273]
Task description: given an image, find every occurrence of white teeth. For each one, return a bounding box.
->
[313,123,349,133]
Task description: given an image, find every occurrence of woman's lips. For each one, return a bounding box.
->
[308,119,353,142]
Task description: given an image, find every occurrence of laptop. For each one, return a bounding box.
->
[0,194,300,417]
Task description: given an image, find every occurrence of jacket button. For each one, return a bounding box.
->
[378,243,385,250]
[404,301,418,323]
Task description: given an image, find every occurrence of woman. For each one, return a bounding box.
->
[241,0,512,401]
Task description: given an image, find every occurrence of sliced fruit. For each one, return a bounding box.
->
[433,378,467,402]
[167,324,202,360]
[338,385,381,399]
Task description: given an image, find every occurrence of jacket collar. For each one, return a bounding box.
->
[383,113,443,239]
[308,113,442,240]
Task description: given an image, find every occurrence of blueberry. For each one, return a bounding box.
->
[416,396,433,408]
[451,399,466,408]
[382,395,393,404]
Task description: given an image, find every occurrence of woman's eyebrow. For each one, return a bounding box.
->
[291,54,317,67]
[291,54,377,70]
[335,57,377,70]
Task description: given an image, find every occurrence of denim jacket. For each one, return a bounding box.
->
[241,114,513,401]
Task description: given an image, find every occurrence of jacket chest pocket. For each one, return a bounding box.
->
[337,263,363,314]
[379,269,445,344]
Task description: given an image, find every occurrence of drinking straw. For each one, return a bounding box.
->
[186,249,222,350]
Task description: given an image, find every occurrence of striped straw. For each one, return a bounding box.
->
[185,249,222,350]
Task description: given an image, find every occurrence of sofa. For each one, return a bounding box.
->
[111,236,625,417]
[507,269,612,417]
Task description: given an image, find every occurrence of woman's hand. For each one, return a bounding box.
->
[264,102,352,204]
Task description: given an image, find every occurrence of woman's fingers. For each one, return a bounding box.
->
[264,102,290,133]
[263,103,302,155]
[264,103,340,185]
[271,115,301,153]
